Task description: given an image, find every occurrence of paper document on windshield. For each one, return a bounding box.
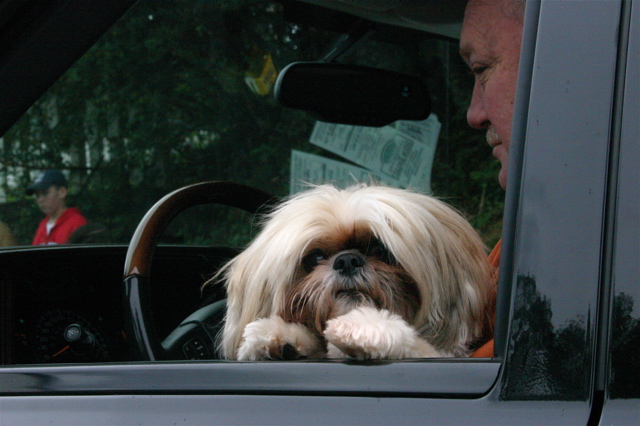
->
[306,114,440,193]
[290,150,387,194]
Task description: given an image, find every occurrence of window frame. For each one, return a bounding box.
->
[0,0,633,423]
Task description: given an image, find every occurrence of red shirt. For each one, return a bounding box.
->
[31,207,88,245]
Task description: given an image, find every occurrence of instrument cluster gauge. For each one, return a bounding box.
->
[35,309,110,363]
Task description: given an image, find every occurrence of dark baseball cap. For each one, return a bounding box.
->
[26,169,68,195]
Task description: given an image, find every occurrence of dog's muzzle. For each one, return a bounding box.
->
[333,252,365,277]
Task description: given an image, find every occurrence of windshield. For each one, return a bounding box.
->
[0,0,502,249]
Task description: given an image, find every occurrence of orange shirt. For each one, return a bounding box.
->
[471,239,501,358]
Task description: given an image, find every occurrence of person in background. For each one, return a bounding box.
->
[26,169,87,245]
[459,0,525,356]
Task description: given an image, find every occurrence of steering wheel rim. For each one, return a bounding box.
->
[123,181,275,361]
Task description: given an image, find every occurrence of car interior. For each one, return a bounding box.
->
[1,0,502,366]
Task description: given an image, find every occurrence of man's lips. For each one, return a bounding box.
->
[486,127,501,148]
[486,127,504,158]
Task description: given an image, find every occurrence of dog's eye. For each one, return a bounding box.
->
[302,249,326,272]
[366,239,393,263]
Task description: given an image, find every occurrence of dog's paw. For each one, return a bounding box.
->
[324,307,441,360]
[236,316,323,361]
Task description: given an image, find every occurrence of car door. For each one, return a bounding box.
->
[0,0,635,424]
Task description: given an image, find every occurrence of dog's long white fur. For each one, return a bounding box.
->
[212,184,491,360]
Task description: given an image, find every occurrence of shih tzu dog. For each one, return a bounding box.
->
[212,183,492,360]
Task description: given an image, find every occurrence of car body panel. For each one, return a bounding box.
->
[0,394,598,425]
[602,0,640,414]
[499,0,622,402]
[0,0,638,423]
[0,360,500,395]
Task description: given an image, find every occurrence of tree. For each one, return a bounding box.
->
[0,0,502,247]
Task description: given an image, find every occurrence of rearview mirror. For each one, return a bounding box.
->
[274,62,431,127]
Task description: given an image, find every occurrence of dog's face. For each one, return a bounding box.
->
[218,184,491,358]
[280,228,421,336]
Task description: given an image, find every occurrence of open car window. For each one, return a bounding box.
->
[0,0,501,250]
[0,0,504,395]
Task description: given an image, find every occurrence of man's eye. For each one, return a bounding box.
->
[472,65,488,76]
[302,249,326,272]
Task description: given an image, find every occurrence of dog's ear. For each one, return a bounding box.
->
[219,248,282,358]
[415,211,491,357]
[370,190,490,357]
[218,214,309,359]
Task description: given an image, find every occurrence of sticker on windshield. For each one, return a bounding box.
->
[292,114,440,193]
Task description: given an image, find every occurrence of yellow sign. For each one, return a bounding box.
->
[245,52,277,96]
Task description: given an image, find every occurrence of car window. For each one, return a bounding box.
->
[0,0,500,250]
[0,0,505,379]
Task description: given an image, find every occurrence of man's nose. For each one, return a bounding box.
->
[467,82,489,130]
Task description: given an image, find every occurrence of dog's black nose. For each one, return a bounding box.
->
[333,252,365,276]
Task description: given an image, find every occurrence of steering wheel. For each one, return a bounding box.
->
[123,181,275,361]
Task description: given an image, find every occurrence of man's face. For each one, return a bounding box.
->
[459,0,523,189]
[35,186,66,217]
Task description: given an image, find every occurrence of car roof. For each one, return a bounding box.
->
[0,0,136,135]
[299,0,466,39]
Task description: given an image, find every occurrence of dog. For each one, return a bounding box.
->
[211,183,492,360]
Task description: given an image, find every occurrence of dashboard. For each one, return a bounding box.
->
[0,245,235,366]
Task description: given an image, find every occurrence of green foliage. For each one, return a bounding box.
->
[0,0,503,248]
[610,293,640,398]
[503,275,592,400]
[418,39,504,247]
